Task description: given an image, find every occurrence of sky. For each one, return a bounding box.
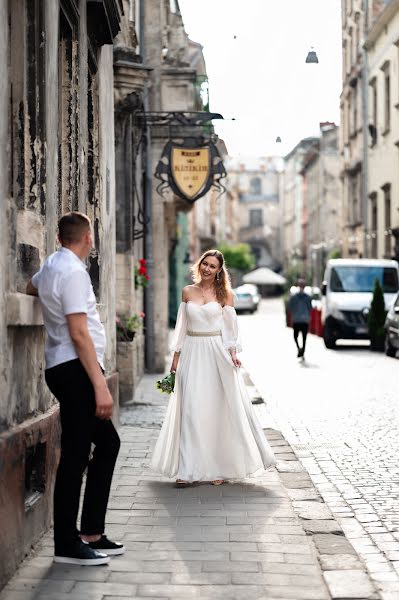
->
[178,0,343,158]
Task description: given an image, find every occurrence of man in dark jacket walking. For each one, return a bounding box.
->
[288,279,313,359]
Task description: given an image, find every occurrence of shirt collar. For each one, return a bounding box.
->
[58,246,87,267]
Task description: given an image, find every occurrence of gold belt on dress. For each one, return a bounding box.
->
[187,330,221,337]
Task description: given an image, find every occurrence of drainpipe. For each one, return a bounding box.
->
[140,0,156,371]
[362,0,369,257]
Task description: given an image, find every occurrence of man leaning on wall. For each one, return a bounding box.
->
[26,212,125,565]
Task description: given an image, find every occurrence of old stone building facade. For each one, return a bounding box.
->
[300,124,341,285]
[280,125,341,285]
[223,158,282,272]
[340,0,391,257]
[0,0,123,587]
[365,0,399,260]
[281,138,319,275]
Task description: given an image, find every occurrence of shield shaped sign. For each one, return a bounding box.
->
[171,147,210,200]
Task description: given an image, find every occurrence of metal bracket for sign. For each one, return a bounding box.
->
[133,111,223,129]
[133,111,227,204]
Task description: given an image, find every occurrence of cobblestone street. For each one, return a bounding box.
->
[3,298,399,599]
[240,299,399,599]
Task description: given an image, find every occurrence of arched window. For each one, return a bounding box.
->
[250,177,262,195]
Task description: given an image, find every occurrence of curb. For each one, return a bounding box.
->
[244,371,381,600]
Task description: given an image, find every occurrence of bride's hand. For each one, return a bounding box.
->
[230,350,241,368]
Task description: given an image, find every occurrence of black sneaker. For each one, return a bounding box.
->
[88,535,125,556]
[54,540,110,566]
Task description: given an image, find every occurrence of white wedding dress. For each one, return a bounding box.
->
[151,301,276,481]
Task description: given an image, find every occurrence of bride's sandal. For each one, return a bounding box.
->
[211,480,225,486]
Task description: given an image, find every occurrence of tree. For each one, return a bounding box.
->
[368,278,387,351]
[218,243,255,272]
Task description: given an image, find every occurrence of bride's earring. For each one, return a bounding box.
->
[216,272,220,281]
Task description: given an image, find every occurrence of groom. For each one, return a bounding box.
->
[27,211,124,565]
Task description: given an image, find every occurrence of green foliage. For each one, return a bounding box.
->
[284,265,306,292]
[217,243,256,272]
[328,248,342,259]
[156,372,176,395]
[116,312,145,341]
[368,278,387,345]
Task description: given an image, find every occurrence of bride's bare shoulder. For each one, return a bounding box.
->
[182,285,197,302]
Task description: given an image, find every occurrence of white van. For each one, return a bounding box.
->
[321,258,399,348]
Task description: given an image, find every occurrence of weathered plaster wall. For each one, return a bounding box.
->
[98,45,117,374]
[45,0,59,252]
[0,0,9,431]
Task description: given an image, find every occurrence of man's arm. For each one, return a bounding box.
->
[66,313,113,420]
[26,279,38,296]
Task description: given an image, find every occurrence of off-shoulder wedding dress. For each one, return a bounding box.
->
[151,301,276,482]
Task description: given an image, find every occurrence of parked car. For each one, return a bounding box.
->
[384,292,399,357]
[234,284,260,313]
[321,258,399,349]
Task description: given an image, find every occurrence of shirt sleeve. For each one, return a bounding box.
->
[170,302,187,352]
[60,270,91,316]
[221,305,242,353]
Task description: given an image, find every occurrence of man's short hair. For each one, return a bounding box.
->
[58,212,91,244]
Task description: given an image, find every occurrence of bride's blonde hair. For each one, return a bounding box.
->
[191,249,232,305]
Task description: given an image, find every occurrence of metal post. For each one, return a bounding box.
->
[362,0,369,257]
[143,96,156,372]
[140,0,156,371]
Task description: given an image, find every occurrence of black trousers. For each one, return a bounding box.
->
[45,359,120,553]
[293,322,309,352]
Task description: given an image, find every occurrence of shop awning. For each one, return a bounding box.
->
[242,267,286,286]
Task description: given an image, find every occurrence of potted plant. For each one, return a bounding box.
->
[368,278,386,351]
[116,312,145,342]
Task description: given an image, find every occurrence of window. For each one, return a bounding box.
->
[250,177,262,196]
[58,6,79,213]
[348,27,353,69]
[369,77,377,145]
[25,0,46,214]
[249,209,263,227]
[355,13,360,57]
[383,184,392,257]
[349,173,361,224]
[370,192,378,257]
[381,61,391,133]
[25,442,46,510]
[350,85,358,136]
[330,266,398,293]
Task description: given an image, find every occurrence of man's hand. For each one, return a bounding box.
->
[26,279,38,296]
[67,313,113,419]
[95,383,114,420]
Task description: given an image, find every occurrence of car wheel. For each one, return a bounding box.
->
[385,334,396,357]
[323,323,336,349]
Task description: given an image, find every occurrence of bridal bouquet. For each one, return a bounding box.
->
[156,372,175,395]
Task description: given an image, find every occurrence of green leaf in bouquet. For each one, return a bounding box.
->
[156,372,175,394]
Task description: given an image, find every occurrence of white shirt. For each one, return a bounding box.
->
[32,247,106,370]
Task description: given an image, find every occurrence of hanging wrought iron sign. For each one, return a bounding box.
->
[155,139,226,203]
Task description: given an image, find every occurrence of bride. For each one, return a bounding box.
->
[151,249,276,485]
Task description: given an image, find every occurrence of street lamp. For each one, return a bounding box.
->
[305,47,319,64]
[275,136,282,143]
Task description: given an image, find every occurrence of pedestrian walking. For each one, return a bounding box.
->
[151,249,276,485]
[288,278,313,359]
[26,212,124,566]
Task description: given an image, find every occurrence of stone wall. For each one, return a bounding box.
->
[0,1,123,588]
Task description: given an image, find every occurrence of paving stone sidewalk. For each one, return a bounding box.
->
[0,373,380,600]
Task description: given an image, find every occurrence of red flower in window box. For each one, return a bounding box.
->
[135,259,150,288]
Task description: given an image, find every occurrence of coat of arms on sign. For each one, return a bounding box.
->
[155,140,226,203]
